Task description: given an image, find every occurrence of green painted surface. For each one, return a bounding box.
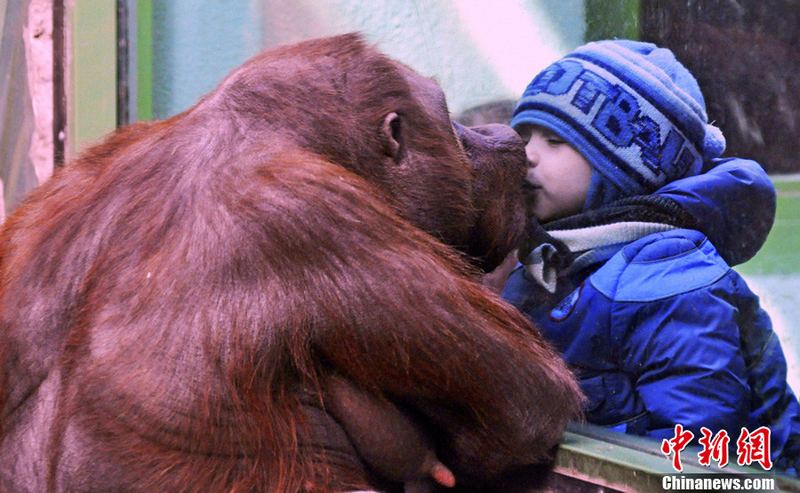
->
[136,0,153,121]
[69,0,116,155]
[775,179,800,193]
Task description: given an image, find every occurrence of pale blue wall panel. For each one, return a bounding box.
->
[152,0,263,118]
[150,0,585,117]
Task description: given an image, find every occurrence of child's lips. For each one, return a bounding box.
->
[523,180,543,191]
[522,182,539,217]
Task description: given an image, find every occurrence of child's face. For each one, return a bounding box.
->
[517,124,592,222]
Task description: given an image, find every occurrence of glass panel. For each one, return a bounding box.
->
[140,1,799,478]
[0,0,39,220]
[640,0,800,390]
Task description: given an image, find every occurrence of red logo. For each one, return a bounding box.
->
[661,425,772,472]
[736,426,773,471]
[661,424,694,472]
[697,427,730,468]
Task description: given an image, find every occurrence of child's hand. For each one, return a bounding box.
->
[323,375,456,491]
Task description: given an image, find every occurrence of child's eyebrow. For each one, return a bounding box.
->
[538,126,555,136]
[539,127,562,139]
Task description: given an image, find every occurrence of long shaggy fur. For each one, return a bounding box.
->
[0,34,582,492]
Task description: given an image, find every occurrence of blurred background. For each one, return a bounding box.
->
[1,0,797,388]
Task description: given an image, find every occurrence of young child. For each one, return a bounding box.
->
[502,39,800,474]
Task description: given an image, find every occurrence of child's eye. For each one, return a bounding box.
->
[539,130,564,145]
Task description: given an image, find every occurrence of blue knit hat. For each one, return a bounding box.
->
[511,40,726,209]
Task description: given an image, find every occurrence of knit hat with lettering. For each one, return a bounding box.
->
[511,39,726,209]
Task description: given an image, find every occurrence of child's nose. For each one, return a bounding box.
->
[526,166,537,184]
[525,143,540,167]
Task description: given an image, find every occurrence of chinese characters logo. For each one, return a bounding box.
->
[660,424,772,472]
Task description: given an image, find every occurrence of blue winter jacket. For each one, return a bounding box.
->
[502,158,800,473]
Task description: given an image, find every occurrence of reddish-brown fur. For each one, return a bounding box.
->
[0,34,582,492]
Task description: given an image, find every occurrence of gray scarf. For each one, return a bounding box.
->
[525,222,676,293]
[518,195,699,294]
